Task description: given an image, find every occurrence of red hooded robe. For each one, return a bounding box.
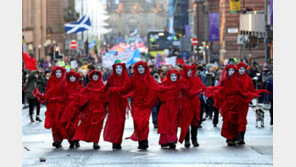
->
[59,71,83,142]
[103,63,130,144]
[43,66,68,142]
[125,61,160,141]
[236,62,269,132]
[179,65,206,143]
[206,64,259,140]
[71,70,108,143]
[157,69,181,145]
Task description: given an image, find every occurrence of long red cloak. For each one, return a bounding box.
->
[125,61,160,141]
[43,66,68,142]
[71,70,108,143]
[103,63,130,144]
[59,71,83,142]
[236,62,269,132]
[157,69,181,145]
[206,64,259,140]
[178,65,206,143]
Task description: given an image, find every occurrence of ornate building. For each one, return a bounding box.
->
[106,0,169,40]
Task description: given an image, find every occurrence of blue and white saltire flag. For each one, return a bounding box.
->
[130,28,138,37]
[64,15,92,34]
[126,47,141,68]
[88,39,96,49]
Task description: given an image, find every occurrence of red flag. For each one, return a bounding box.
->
[177,58,184,65]
[22,51,38,70]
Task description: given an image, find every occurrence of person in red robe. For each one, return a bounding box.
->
[179,65,206,148]
[124,61,160,150]
[205,64,260,146]
[103,63,130,150]
[34,66,67,148]
[157,69,181,149]
[236,62,269,145]
[69,70,108,149]
[59,71,83,148]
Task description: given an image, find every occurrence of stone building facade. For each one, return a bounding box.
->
[22,0,77,61]
[106,0,169,40]
[188,0,269,64]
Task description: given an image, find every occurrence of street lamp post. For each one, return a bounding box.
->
[264,0,269,64]
[38,44,42,62]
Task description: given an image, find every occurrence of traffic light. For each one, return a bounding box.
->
[53,46,63,60]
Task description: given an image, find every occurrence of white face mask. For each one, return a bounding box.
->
[187,69,192,77]
[228,68,235,76]
[115,65,123,75]
[69,76,76,82]
[170,73,177,82]
[238,67,246,75]
[56,70,62,78]
[137,65,145,74]
[92,74,99,81]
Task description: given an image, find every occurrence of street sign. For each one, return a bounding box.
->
[229,0,241,13]
[191,38,198,46]
[70,40,78,49]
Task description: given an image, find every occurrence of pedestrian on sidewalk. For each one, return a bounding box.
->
[264,72,273,125]
[179,65,206,148]
[103,63,130,150]
[157,69,181,149]
[25,71,42,123]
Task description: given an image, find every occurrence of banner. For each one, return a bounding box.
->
[209,13,220,41]
[164,56,177,68]
[229,0,241,13]
[185,25,191,37]
[102,48,139,69]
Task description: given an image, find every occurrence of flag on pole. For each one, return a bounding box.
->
[130,28,138,37]
[89,39,96,49]
[168,17,175,41]
[64,15,92,34]
[22,51,37,70]
[126,47,141,68]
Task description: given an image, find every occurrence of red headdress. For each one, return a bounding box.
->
[218,64,238,85]
[112,63,129,80]
[48,66,66,83]
[236,62,248,75]
[87,70,104,88]
[165,69,181,86]
[133,61,152,84]
[66,71,80,83]
[182,65,197,80]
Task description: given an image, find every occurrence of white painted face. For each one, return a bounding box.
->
[137,65,145,74]
[170,73,177,82]
[187,69,192,77]
[228,68,235,76]
[115,65,123,75]
[92,74,99,81]
[69,76,76,82]
[55,70,62,78]
[238,67,246,75]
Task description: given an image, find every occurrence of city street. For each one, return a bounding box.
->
[22,105,273,167]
